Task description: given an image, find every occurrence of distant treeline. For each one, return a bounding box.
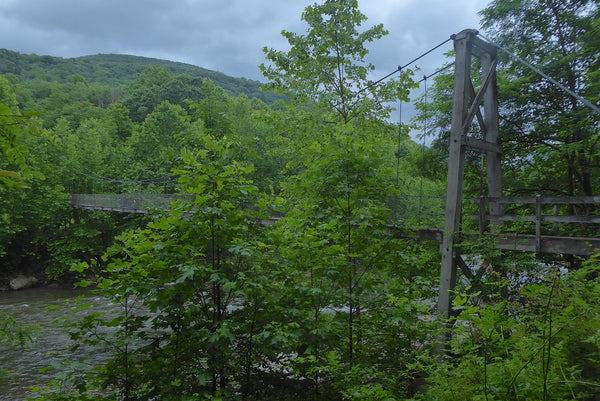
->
[0,48,281,104]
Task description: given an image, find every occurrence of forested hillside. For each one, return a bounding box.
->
[0,0,598,400]
[0,49,280,103]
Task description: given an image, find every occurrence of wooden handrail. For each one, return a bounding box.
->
[473,195,600,205]
[471,194,600,253]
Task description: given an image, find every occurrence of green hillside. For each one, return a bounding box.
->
[0,49,279,104]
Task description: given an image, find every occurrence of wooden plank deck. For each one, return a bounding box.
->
[71,193,182,214]
[70,194,600,256]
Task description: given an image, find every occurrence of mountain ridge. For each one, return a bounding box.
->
[0,48,279,104]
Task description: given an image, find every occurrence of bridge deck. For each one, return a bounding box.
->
[71,194,600,256]
[71,193,182,214]
[391,228,600,256]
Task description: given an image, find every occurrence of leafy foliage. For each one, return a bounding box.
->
[261,0,415,124]
[415,258,600,401]
[0,49,280,104]
[480,0,600,197]
[0,1,598,400]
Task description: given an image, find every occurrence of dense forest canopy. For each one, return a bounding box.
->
[0,0,599,400]
[0,49,280,104]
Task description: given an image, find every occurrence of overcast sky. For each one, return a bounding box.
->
[0,0,491,83]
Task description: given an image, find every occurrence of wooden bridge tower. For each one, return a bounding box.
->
[438,29,503,323]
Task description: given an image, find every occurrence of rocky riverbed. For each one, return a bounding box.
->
[0,288,114,400]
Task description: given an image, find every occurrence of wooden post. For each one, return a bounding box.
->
[482,51,503,220]
[438,29,473,333]
[438,29,503,351]
[535,194,542,253]
[479,196,486,234]
[553,203,559,235]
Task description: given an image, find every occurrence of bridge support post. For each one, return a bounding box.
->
[437,29,502,350]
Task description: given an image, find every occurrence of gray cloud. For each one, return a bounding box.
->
[0,0,490,82]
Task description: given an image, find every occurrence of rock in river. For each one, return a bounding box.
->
[9,275,39,291]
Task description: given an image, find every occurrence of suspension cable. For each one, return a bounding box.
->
[396,99,402,187]
[356,37,453,96]
[478,32,600,115]
[70,165,178,185]
[416,62,455,84]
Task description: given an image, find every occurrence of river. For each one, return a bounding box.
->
[0,288,115,400]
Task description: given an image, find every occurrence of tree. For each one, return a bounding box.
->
[274,123,436,398]
[480,0,600,197]
[0,76,39,190]
[105,103,134,140]
[128,101,188,179]
[260,1,435,398]
[261,0,414,125]
[64,133,277,400]
[123,67,215,123]
[0,76,41,381]
[187,79,232,138]
[124,66,173,122]
[0,76,44,264]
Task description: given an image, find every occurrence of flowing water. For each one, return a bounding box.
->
[0,288,115,400]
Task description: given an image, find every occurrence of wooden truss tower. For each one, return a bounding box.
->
[437,29,503,321]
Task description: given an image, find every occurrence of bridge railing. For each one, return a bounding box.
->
[471,195,600,254]
[71,193,184,214]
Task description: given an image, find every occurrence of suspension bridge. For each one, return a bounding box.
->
[71,193,182,214]
[68,29,600,336]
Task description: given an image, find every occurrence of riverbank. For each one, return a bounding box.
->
[0,272,83,293]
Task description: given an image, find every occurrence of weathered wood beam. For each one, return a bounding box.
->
[462,58,498,131]
[476,195,600,205]
[468,81,487,136]
[481,51,503,222]
[462,136,503,154]
[439,29,474,326]
[470,34,498,59]
[389,226,443,242]
[477,214,600,224]
[490,234,600,256]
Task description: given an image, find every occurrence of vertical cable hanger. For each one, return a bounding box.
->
[396,99,402,188]
[418,75,428,226]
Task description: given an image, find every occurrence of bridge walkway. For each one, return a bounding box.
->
[71,193,600,256]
